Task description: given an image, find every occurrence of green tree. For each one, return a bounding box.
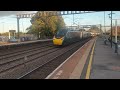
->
[88,25,101,33]
[26,11,65,39]
[109,26,120,36]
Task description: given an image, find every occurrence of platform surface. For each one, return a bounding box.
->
[46,38,95,79]
[90,37,120,79]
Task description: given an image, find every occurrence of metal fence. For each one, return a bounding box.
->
[0,36,9,42]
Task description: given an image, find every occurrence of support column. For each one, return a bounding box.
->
[17,18,20,39]
[115,20,118,53]
[111,11,113,48]
[9,32,10,39]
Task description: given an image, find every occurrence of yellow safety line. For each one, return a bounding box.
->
[85,38,97,79]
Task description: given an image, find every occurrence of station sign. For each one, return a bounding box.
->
[9,30,16,33]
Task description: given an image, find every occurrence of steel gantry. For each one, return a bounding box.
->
[16,11,101,39]
[16,11,100,18]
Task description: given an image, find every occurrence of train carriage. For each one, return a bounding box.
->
[53,28,91,46]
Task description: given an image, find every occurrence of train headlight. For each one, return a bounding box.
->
[53,36,56,40]
[61,37,64,40]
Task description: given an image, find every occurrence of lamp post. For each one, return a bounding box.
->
[104,11,106,37]
[111,11,113,48]
[99,24,102,35]
[115,19,118,53]
[17,17,20,39]
[108,11,115,48]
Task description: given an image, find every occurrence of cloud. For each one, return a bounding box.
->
[0,11,37,17]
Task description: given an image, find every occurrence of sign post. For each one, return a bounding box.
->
[115,19,118,53]
[9,32,10,39]
[9,30,16,39]
[17,18,20,39]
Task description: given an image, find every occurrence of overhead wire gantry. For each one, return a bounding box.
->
[16,11,102,39]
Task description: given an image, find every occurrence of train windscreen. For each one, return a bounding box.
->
[55,29,68,38]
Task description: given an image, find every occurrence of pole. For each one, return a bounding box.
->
[100,24,102,35]
[9,32,10,39]
[115,19,118,53]
[104,11,106,37]
[17,18,20,39]
[73,14,74,25]
[111,11,113,48]
[14,32,15,38]
[115,20,117,43]
[3,22,4,34]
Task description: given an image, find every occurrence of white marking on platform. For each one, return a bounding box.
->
[52,70,63,79]
[56,70,63,76]
[45,39,91,79]
[53,76,59,79]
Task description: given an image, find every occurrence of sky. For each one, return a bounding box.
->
[0,11,120,33]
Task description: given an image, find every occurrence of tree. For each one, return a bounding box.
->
[109,26,120,36]
[26,11,65,39]
[88,25,101,33]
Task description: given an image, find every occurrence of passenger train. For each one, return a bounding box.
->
[53,28,91,46]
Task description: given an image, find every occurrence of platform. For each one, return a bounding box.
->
[89,37,120,79]
[46,38,96,79]
[46,36,120,79]
[0,39,52,47]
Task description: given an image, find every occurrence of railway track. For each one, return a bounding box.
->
[0,41,61,79]
[0,44,54,63]
[0,45,58,75]
[19,38,91,79]
[0,41,52,56]
[0,38,91,79]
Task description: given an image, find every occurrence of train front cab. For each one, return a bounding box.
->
[53,36,64,46]
[53,29,68,46]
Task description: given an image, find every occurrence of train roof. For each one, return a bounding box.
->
[58,28,86,34]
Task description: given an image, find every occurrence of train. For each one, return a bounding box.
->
[53,28,91,46]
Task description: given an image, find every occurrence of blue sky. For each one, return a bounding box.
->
[63,11,120,29]
[0,11,120,33]
[0,15,31,33]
